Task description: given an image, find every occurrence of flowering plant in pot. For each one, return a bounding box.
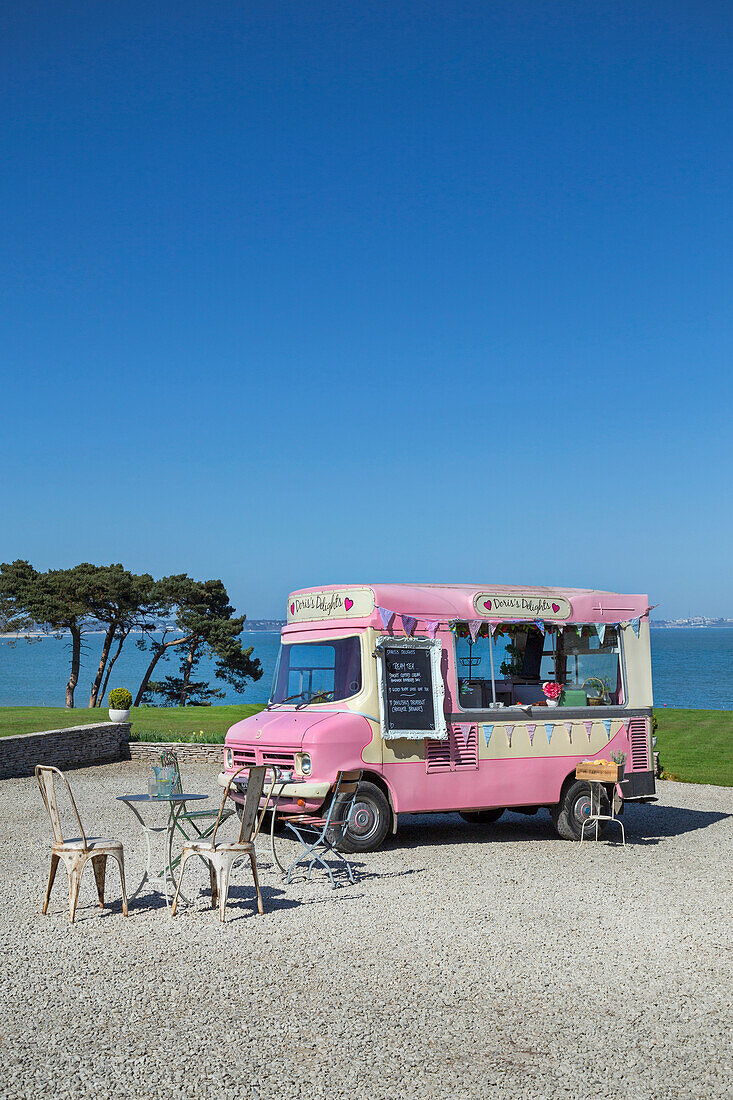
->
[108,687,132,723]
[542,682,562,707]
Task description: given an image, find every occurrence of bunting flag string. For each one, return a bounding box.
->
[505,724,514,748]
[468,620,482,643]
[545,722,554,744]
[527,723,536,746]
[377,606,394,630]
[401,614,417,637]
[425,619,440,638]
[584,720,593,742]
[603,718,612,740]
[564,721,573,744]
[483,724,493,748]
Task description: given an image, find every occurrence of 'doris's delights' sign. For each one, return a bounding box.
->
[473,593,572,620]
[287,588,375,623]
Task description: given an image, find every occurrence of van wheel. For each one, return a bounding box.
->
[335,782,391,853]
[459,809,504,824]
[552,780,608,841]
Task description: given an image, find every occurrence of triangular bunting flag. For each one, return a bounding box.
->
[468,620,481,642]
[545,722,554,744]
[534,620,545,635]
[401,614,417,636]
[564,721,573,744]
[425,619,440,638]
[584,720,593,742]
[630,617,641,637]
[603,718,612,740]
[527,723,535,746]
[490,622,498,635]
[596,623,606,645]
[461,724,472,746]
[505,725,513,748]
[377,606,394,630]
[576,623,584,636]
[483,724,493,748]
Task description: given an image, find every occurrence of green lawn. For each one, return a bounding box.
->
[0,705,265,744]
[0,705,730,786]
[654,709,732,787]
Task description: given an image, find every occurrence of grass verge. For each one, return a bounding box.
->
[655,708,732,786]
[0,706,730,786]
[0,705,265,744]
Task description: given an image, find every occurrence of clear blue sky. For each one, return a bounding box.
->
[2,2,731,619]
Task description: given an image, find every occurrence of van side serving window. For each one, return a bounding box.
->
[454,623,623,709]
[271,637,362,705]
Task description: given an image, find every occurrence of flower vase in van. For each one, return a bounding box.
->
[221,585,656,847]
[543,682,562,707]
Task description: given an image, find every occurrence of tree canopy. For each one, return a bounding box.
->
[0,561,261,708]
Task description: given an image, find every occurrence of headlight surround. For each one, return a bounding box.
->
[297,752,312,777]
[225,747,234,769]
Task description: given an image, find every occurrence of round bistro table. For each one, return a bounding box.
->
[117,793,208,908]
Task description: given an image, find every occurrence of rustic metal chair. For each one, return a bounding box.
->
[35,765,128,923]
[171,765,277,922]
[279,770,362,888]
[160,748,235,875]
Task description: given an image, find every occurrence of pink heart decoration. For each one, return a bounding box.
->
[483,599,492,610]
[344,598,353,611]
[552,603,560,613]
[290,603,295,615]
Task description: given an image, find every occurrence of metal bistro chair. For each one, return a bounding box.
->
[160,748,235,875]
[171,766,277,922]
[279,770,362,889]
[35,765,128,923]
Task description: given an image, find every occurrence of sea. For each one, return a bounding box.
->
[0,628,731,710]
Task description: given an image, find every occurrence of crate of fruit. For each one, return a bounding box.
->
[575,760,621,783]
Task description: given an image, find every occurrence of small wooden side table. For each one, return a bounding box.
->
[575,762,625,846]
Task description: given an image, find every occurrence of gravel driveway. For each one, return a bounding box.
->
[0,763,731,1100]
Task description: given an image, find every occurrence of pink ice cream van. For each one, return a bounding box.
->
[221,584,657,850]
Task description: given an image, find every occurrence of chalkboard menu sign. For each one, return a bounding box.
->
[376,637,447,741]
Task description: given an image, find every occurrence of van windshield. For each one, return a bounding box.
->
[270,637,363,706]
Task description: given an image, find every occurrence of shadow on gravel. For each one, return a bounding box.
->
[621,804,731,844]
[390,805,731,849]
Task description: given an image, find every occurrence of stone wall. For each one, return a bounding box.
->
[0,724,225,779]
[128,741,224,765]
[0,723,131,780]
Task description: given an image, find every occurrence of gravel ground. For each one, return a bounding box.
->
[0,763,731,1100]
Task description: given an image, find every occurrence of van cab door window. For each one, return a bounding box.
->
[271,637,362,705]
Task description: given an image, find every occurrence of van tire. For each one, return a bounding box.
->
[459,809,504,824]
[552,780,608,841]
[335,782,392,853]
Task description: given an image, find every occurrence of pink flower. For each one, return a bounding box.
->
[543,681,562,700]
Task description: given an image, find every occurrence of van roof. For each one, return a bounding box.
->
[285,583,650,627]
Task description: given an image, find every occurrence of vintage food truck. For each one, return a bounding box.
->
[221,584,657,849]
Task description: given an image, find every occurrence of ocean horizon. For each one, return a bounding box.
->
[0,627,731,711]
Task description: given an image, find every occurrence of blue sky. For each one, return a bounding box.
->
[2,2,731,619]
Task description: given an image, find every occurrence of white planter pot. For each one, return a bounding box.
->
[545,699,559,708]
[109,708,130,723]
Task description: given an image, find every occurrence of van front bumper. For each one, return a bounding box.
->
[217,771,331,800]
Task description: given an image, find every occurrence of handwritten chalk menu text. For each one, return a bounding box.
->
[383,646,435,732]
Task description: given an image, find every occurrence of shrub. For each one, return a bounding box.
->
[109,687,132,710]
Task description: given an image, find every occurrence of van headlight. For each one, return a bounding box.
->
[297,753,311,776]
[225,747,234,769]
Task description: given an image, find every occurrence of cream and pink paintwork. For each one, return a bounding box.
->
[223,584,654,823]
